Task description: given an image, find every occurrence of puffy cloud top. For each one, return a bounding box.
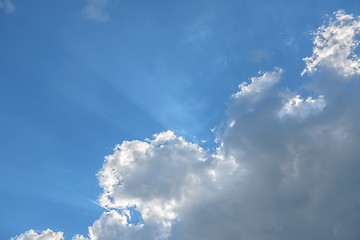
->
[279,95,326,119]
[11,229,64,240]
[233,68,283,98]
[303,10,360,76]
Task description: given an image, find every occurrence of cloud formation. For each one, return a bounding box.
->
[232,68,283,98]
[11,229,64,240]
[303,10,360,76]
[278,95,326,119]
[94,130,234,239]
[0,0,15,14]
[13,10,360,240]
[82,0,114,22]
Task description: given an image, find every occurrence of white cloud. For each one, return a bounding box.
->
[82,0,114,22]
[302,10,360,76]
[96,130,227,228]
[0,0,15,14]
[87,211,134,240]
[279,95,326,119]
[72,235,88,240]
[232,68,283,98]
[11,229,64,240]
[72,211,136,240]
[67,130,235,239]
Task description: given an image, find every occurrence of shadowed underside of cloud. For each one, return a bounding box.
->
[12,10,360,240]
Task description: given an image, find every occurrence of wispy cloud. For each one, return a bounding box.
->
[0,0,15,14]
[82,0,114,22]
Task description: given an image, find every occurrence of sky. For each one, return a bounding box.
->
[1,0,360,239]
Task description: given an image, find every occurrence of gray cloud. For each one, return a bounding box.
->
[173,69,360,240]
[169,11,360,240]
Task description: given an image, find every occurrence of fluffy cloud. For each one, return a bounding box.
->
[82,0,114,22]
[169,11,360,240]
[0,0,15,14]
[11,229,64,240]
[95,130,234,239]
[181,66,360,240]
[232,68,283,98]
[13,10,360,240]
[302,10,360,76]
[72,235,88,240]
[86,211,133,240]
[278,95,326,119]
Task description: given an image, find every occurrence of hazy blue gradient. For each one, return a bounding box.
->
[1,0,360,238]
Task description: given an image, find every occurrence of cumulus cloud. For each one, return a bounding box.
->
[86,210,135,240]
[13,10,360,240]
[302,10,360,76]
[183,70,360,240]
[279,95,326,119]
[94,130,235,239]
[11,229,64,240]
[168,11,360,240]
[82,0,114,22]
[233,68,283,98]
[72,235,88,240]
[0,0,15,14]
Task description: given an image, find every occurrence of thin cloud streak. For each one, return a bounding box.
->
[0,0,15,14]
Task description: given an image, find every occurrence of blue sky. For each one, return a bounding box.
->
[1,0,360,239]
